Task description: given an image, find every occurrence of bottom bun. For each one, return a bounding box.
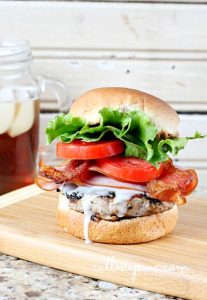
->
[57,195,178,244]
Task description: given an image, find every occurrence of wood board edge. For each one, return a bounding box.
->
[0,184,44,209]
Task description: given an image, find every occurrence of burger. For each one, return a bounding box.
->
[36,87,203,244]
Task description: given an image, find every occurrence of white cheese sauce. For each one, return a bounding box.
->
[81,194,96,244]
[62,184,145,243]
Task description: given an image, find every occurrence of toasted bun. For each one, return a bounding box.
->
[70,87,179,137]
[57,195,178,244]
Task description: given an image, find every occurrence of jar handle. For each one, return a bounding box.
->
[36,75,69,112]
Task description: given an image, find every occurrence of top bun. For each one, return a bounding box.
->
[70,87,179,137]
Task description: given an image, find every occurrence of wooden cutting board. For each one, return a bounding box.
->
[0,185,207,300]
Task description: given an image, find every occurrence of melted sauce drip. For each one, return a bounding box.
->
[81,194,96,244]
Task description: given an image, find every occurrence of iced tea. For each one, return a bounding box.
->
[0,99,40,194]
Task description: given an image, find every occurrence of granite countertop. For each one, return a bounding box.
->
[0,254,183,300]
[1,189,206,300]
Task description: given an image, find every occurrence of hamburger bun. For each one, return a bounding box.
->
[70,87,179,137]
[57,195,178,244]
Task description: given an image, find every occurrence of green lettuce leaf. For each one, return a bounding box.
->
[46,108,206,166]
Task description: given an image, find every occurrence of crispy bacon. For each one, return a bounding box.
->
[39,160,90,187]
[37,159,198,205]
[146,163,198,205]
[39,165,69,184]
[146,180,186,205]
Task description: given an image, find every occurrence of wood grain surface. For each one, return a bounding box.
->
[0,1,207,111]
[0,185,206,300]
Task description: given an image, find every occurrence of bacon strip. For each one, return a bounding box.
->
[146,180,186,205]
[37,164,146,192]
[37,159,198,205]
[39,165,69,184]
[146,162,198,205]
[38,160,90,188]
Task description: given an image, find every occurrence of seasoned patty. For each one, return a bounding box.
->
[61,187,174,221]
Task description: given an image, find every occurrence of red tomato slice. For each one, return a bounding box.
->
[94,156,163,183]
[56,139,125,159]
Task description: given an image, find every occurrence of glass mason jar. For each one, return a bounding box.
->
[0,37,69,195]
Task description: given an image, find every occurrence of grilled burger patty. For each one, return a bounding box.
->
[61,187,174,221]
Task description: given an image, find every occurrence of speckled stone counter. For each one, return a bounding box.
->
[2,188,206,300]
[0,254,183,300]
